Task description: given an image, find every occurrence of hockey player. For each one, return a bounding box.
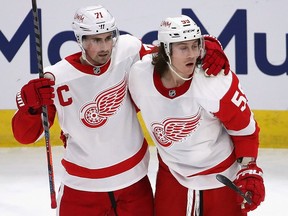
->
[128,15,265,216]
[12,5,230,216]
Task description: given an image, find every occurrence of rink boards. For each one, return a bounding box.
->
[1,110,287,148]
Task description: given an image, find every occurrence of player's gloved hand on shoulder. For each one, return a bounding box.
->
[16,78,55,114]
[234,161,265,213]
[201,35,230,76]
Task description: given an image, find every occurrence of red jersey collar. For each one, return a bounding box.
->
[65,52,111,76]
[153,69,192,99]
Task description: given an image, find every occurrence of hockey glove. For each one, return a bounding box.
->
[234,162,265,213]
[16,78,55,114]
[202,35,230,76]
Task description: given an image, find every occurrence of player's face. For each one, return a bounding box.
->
[170,39,200,77]
[82,32,114,65]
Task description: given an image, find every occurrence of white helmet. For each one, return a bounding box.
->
[157,15,203,55]
[72,5,119,47]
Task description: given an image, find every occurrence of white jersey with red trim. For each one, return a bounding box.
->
[44,34,152,192]
[128,54,259,190]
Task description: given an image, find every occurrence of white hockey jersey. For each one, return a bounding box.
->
[43,35,150,192]
[128,54,260,190]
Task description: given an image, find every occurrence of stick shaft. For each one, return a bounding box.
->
[31,0,57,209]
[216,174,252,204]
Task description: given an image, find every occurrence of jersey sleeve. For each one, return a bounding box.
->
[12,105,56,144]
[213,72,260,159]
[139,43,157,59]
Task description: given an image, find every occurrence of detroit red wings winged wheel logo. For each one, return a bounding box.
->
[152,108,201,147]
[80,79,127,128]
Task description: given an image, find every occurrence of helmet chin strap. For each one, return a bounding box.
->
[78,33,118,69]
[81,49,110,69]
[167,55,193,81]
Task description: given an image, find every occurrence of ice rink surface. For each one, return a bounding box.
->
[0,146,287,216]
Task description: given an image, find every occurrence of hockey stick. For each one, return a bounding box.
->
[31,0,57,209]
[216,174,252,204]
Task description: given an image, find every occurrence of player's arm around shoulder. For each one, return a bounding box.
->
[128,55,150,88]
[128,54,154,110]
[120,34,155,58]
